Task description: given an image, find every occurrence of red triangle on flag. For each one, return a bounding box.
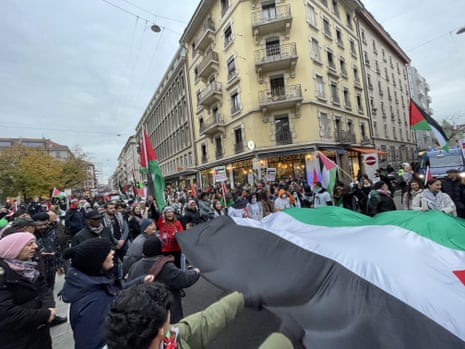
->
[453,270,465,286]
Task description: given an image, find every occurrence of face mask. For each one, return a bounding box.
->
[281,194,287,199]
[251,198,257,204]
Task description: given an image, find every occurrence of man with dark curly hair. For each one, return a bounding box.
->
[104,282,305,349]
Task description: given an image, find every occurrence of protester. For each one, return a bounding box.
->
[157,206,184,268]
[71,209,118,247]
[127,236,200,323]
[227,197,250,217]
[311,182,333,208]
[412,178,457,216]
[441,169,465,218]
[182,199,201,228]
[367,180,397,216]
[274,189,291,211]
[127,205,143,241]
[122,218,156,275]
[212,199,226,217]
[104,282,304,349]
[246,192,264,220]
[0,232,56,349]
[402,180,424,210]
[60,238,154,349]
[64,198,86,237]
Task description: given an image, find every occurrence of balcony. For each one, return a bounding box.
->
[251,5,292,42]
[258,84,303,113]
[234,142,244,154]
[215,150,223,160]
[276,130,292,145]
[199,114,225,136]
[255,43,297,82]
[195,18,216,53]
[335,130,356,144]
[201,155,208,164]
[198,50,219,81]
[197,82,222,108]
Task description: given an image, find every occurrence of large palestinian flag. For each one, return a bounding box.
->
[177,207,465,348]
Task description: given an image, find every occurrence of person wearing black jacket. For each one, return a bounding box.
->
[0,232,56,349]
[71,210,118,248]
[441,169,465,218]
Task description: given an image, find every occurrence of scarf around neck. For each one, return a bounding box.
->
[5,259,40,283]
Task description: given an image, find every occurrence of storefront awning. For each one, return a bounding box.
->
[350,147,388,155]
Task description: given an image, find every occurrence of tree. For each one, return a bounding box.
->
[0,145,89,201]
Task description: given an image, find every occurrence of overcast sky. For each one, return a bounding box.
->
[1,0,464,183]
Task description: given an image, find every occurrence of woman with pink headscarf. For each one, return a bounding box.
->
[0,232,56,349]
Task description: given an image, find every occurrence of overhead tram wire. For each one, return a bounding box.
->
[118,0,188,25]
[100,0,181,35]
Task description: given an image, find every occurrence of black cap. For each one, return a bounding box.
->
[447,169,459,173]
[12,217,39,227]
[86,210,102,220]
[32,212,50,222]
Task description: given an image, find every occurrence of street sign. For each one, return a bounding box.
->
[365,155,377,166]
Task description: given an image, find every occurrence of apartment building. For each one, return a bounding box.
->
[356,8,415,167]
[180,0,378,186]
[115,135,141,189]
[135,47,197,188]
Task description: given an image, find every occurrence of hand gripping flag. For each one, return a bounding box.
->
[177,207,465,349]
[140,128,165,210]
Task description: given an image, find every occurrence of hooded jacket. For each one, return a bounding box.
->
[60,267,143,349]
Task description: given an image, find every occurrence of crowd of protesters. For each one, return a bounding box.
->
[1,161,464,348]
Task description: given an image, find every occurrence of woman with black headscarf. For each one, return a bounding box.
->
[60,238,154,349]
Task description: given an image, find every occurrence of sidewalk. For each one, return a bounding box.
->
[51,274,73,349]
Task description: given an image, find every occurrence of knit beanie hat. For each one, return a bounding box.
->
[142,236,162,257]
[63,238,112,276]
[0,232,36,259]
[140,219,154,234]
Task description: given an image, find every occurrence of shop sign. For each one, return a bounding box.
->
[266,167,276,182]
[214,166,227,182]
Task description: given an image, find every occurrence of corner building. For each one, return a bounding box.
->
[181,0,377,186]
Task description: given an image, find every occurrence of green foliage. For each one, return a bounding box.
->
[0,146,88,200]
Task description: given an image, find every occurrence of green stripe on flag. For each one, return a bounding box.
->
[283,207,465,251]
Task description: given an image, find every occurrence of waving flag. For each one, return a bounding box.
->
[51,187,66,199]
[140,128,165,210]
[177,207,465,349]
[318,151,337,196]
[410,99,449,150]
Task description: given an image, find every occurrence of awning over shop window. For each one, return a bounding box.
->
[350,147,388,155]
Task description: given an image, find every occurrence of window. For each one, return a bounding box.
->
[323,17,331,37]
[191,42,197,59]
[339,57,347,77]
[319,112,331,138]
[360,123,366,139]
[224,25,233,47]
[330,81,339,104]
[361,29,366,44]
[266,37,280,57]
[315,74,325,98]
[220,0,229,17]
[375,60,380,74]
[356,94,363,112]
[385,67,389,81]
[346,13,352,29]
[378,81,383,95]
[234,127,243,145]
[311,38,322,62]
[353,65,360,83]
[306,3,317,28]
[227,56,236,80]
[327,49,336,70]
[373,121,378,137]
[372,40,377,54]
[367,73,373,89]
[201,144,207,161]
[364,51,370,66]
[231,91,240,114]
[336,28,343,47]
[275,115,292,145]
[261,2,277,20]
[215,136,223,158]
[343,88,351,108]
[332,0,340,18]
[349,39,356,57]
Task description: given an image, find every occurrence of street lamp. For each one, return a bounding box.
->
[151,24,161,33]
[457,27,465,35]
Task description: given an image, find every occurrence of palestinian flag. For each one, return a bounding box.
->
[140,127,165,210]
[318,151,337,196]
[51,187,66,199]
[177,207,465,349]
[409,99,449,150]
